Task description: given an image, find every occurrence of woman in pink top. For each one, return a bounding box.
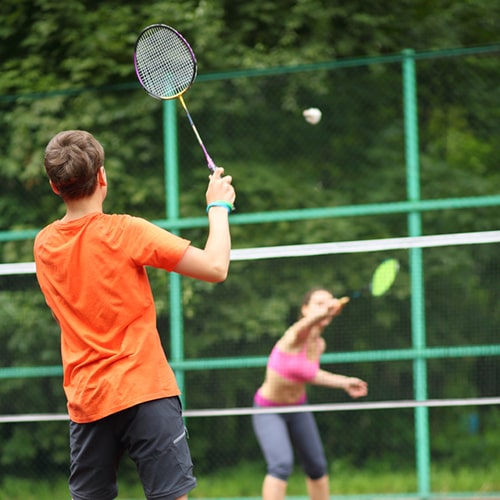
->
[252,287,368,500]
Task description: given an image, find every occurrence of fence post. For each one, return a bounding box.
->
[402,48,431,498]
[164,99,186,404]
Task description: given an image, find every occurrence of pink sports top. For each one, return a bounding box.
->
[267,342,320,383]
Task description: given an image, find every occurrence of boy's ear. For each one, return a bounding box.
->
[98,166,107,186]
[49,180,60,195]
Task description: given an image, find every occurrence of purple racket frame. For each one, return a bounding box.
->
[134,24,217,172]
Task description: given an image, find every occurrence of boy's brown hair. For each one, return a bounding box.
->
[44,130,104,200]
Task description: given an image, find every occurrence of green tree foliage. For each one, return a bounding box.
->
[0,0,499,484]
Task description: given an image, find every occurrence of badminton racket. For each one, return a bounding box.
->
[339,258,400,304]
[134,23,216,172]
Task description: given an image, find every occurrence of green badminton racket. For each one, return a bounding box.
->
[340,258,400,304]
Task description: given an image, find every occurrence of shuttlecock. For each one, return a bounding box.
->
[303,107,322,125]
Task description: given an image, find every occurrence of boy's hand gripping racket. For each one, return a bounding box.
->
[134,24,216,172]
[339,258,400,305]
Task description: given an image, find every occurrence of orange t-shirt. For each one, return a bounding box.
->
[34,213,191,423]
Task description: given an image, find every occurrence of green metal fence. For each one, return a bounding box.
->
[1,45,500,498]
[159,46,500,497]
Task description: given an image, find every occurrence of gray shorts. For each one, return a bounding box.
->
[69,396,196,500]
[252,407,328,481]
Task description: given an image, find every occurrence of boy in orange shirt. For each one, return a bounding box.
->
[34,130,236,500]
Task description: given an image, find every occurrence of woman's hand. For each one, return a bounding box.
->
[305,295,349,323]
[343,377,368,398]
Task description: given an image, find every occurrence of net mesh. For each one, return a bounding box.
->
[1,231,499,495]
[134,25,197,98]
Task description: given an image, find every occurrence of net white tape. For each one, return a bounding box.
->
[2,230,500,275]
[230,230,500,261]
[1,397,499,423]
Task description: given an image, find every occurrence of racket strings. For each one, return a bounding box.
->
[135,26,196,99]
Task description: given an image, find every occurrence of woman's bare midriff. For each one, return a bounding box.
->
[258,368,306,404]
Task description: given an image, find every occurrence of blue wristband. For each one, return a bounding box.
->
[206,201,234,214]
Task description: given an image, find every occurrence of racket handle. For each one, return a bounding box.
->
[339,296,350,305]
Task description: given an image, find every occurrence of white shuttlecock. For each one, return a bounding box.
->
[303,107,322,125]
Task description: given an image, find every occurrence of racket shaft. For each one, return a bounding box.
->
[178,96,216,172]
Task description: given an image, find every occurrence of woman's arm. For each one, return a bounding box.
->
[282,297,348,347]
[311,369,368,398]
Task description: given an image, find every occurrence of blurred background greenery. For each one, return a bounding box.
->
[1,0,499,498]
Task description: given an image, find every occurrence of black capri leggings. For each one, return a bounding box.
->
[252,408,328,481]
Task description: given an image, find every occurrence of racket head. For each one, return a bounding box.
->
[134,24,197,100]
[370,258,400,297]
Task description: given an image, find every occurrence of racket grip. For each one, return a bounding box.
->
[339,296,350,305]
[206,157,217,172]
